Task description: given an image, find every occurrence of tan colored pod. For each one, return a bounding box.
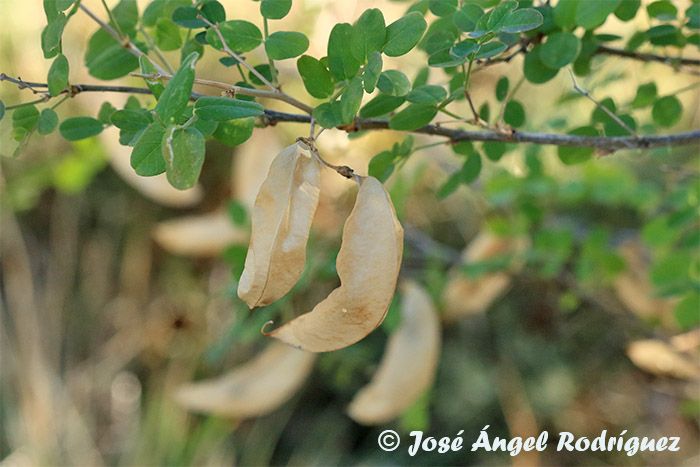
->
[238,141,321,308]
[626,339,700,380]
[442,231,528,321]
[348,281,441,425]
[265,176,404,352]
[153,211,248,257]
[174,342,316,418]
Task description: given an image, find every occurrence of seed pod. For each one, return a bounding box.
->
[348,281,441,425]
[153,211,248,257]
[627,339,700,380]
[265,176,404,352]
[238,141,321,308]
[442,231,528,321]
[174,343,316,418]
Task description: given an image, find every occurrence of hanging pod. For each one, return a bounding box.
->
[264,176,404,352]
[174,342,316,418]
[238,141,322,308]
[348,280,441,425]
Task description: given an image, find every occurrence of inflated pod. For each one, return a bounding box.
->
[238,141,321,308]
[265,176,404,352]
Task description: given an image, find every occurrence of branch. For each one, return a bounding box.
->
[263,110,700,151]
[3,75,698,152]
[596,45,700,67]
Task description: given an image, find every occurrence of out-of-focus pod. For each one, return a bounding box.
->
[152,211,248,257]
[348,281,441,425]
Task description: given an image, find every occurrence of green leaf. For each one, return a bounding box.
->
[172,6,206,28]
[647,1,677,21]
[201,1,225,23]
[112,0,138,34]
[182,39,204,62]
[59,117,104,141]
[646,25,680,46]
[248,65,273,85]
[41,12,67,59]
[139,55,165,100]
[674,291,700,330]
[389,104,437,130]
[540,32,581,68]
[557,126,598,164]
[437,171,461,199]
[297,55,334,99]
[377,70,411,97]
[384,12,428,57]
[194,97,265,121]
[687,3,700,29]
[327,23,361,80]
[523,45,559,84]
[591,97,616,124]
[483,141,506,161]
[449,38,478,60]
[313,102,346,128]
[454,4,484,32]
[111,109,151,132]
[352,9,386,63]
[407,85,447,104]
[575,0,622,29]
[97,102,117,124]
[206,20,263,52]
[652,96,682,127]
[429,0,458,17]
[631,82,657,108]
[554,0,578,29]
[265,31,309,60]
[37,109,59,135]
[474,41,507,60]
[488,1,518,31]
[359,94,406,118]
[363,51,383,93]
[85,29,140,80]
[0,100,6,122]
[614,0,640,21]
[452,141,473,155]
[12,105,40,133]
[496,77,509,101]
[161,126,206,190]
[651,252,691,289]
[156,17,183,51]
[48,54,69,97]
[503,100,525,127]
[341,77,364,121]
[368,150,396,182]
[213,118,255,146]
[460,151,482,183]
[155,51,199,125]
[131,123,166,176]
[260,0,292,19]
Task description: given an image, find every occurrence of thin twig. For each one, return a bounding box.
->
[3,74,699,152]
[597,45,700,67]
[129,72,313,113]
[197,15,275,91]
[498,75,525,126]
[568,69,638,140]
[78,3,168,76]
[297,137,358,180]
[138,26,175,74]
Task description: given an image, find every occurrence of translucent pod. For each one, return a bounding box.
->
[265,176,404,352]
[348,280,441,425]
[238,141,321,308]
[174,343,316,418]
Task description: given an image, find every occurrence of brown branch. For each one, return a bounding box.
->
[596,45,700,67]
[2,75,698,152]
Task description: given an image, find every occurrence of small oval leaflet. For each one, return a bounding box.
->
[348,281,441,425]
[238,141,322,308]
[264,176,404,352]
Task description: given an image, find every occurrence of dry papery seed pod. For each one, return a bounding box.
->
[238,141,321,308]
[442,231,529,321]
[174,342,316,418]
[348,280,441,425]
[264,176,404,352]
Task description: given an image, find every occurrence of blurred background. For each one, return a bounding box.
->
[1,0,699,465]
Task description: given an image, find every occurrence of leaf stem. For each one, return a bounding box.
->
[138,25,176,74]
[263,17,279,86]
